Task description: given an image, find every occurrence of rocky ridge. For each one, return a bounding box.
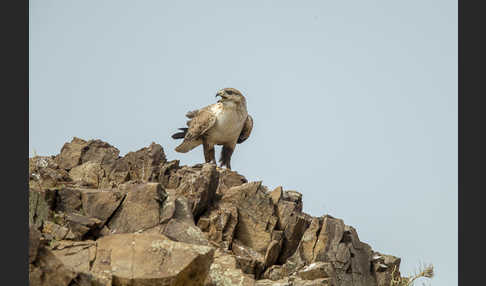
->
[29,137,403,286]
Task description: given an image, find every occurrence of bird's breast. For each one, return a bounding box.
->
[206,107,247,145]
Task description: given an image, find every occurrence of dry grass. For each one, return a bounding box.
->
[390,263,434,286]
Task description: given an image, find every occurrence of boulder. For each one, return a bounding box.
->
[197,204,238,249]
[106,183,167,234]
[221,182,278,255]
[29,188,56,229]
[174,163,219,218]
[69,162,105,188]
[91,233,214,285]
[56,137,90,170]
[81,189,126,225]
[143,190,209,246]
[105,142,166,186]
[29,227,77,286]
[29,156,71,189]
[205,249,255,286]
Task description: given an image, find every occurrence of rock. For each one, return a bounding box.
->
[262,265,285,281]
[29,227,77,286]
[41,221,76,241]
[91,233,214,285]
[64,213,103,239]
[159,160,181,188]
[51,240,97,273]
[29,138,408,286]
[371,252,402,286]
[197,205,238,249]
[69,162,105,188]
[29,188,56,229]
[232,239,265,278]
[175,163,219,218]
[273,188,311,264]
[255,278,291,286]
[221,182,278,255]
[106,142,166,186]
[144,191,209,245]
[81,189,126,225]
[205,249,255,286]
[29,227,42,264]
[293,277,335,286]
[79,139,120,173]
[57,137,90,170]
[29,156,71,189]
[215,167,247,194]
[270,186,283,205]
[297,262,335,281]
[55,187,83,213]
[264,240,281,269]
[106,183,167,234]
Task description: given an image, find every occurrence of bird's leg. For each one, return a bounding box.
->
[219,145,234,170]
[203,140,216,164]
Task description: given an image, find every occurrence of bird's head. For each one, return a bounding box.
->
[215,88,246,108]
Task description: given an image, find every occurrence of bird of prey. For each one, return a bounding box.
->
[171,88,253,170]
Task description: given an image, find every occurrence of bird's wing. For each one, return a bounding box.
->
[237,114,253,144]
[185,105,217,141]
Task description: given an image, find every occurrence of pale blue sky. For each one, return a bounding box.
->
[29,0,457,285]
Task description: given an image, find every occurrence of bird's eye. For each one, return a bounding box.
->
[226,90,233,95]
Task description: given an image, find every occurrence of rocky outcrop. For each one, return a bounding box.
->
[29,137,404,286]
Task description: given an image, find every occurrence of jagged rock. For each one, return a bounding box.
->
[64,213,103,239]
[29,227,77,286]
[69,162,105,188]
[175,163,219,218]
[271,186,311,264]
[197,204,238,249]
[205,249,255,286]
[232,239,265,278]
[81,189,126,225]
[50,240,97,273]
[78,139,120,172]
[41,221,76,240]
[55,187,83,213]
[29,138,407,286]
[106,183,167,234]
[159,160,181,188]
[215,167,247,194]
[29,156,71,189]
[56,137,90,170]
[29,227,42,264]
[297,262,335,281]
[144,190,209,245]
[255,278,291,285]
[221,182,278,255]
[29,188,56,229]
[371,252,402,286]
[106,142,166,186]
[91,233,214,285]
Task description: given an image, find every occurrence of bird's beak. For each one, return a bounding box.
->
[216,92,228,100]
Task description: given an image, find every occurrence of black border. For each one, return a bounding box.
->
[6,0,466,284]
[459,0,482,285]
[2,0,28,284]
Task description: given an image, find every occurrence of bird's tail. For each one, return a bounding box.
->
[175,138,202,153]
[171,128,188,139]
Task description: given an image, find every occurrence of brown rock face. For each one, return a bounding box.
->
[106,183,167,234]
[29,137,407,286]
[91,233,214,285]
[174,163,219,218]
[222,182,278,254]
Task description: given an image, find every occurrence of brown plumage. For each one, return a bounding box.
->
[171,88,253,169]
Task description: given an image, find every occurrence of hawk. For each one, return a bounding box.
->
[171,88,253,170]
